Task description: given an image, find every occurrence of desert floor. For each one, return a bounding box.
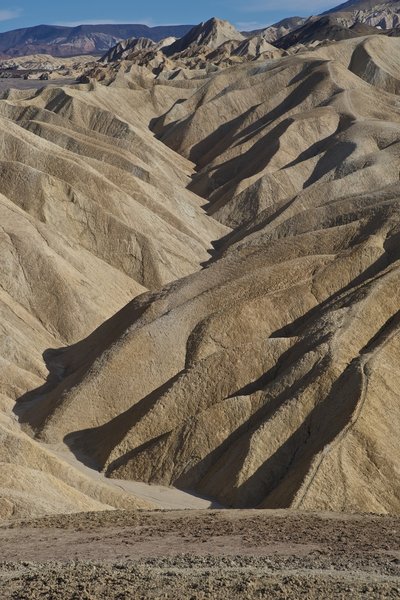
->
[0,509,399,598]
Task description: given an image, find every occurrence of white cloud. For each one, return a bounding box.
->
[0,8,22,22]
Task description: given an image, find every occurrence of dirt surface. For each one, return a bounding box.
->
[0,509,399,598]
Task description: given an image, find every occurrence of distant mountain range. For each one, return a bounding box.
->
[0,24,194,58]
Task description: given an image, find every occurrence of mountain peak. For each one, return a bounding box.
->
[163,16,244,56]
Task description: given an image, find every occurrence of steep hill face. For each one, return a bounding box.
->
[0,24,193,58]
[12,33,400,515]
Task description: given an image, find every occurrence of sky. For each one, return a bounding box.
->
[0,1,338,32]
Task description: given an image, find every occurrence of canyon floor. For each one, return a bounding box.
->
[0,510,399,598]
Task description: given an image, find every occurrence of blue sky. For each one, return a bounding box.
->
[0,1,337,32]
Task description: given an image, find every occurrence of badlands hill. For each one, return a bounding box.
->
[0,23,399,519]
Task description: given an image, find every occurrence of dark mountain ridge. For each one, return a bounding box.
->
[0,23,194,57]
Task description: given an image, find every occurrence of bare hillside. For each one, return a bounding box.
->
[0,73,226,518]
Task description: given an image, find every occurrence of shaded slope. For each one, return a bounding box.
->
[154,36,400,229]
[274,16,379,50]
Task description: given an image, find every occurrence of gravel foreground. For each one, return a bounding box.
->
[1,557,399,600]
[0,510,399,599]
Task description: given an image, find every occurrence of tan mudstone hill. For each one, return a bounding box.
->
[10,33,400,515]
